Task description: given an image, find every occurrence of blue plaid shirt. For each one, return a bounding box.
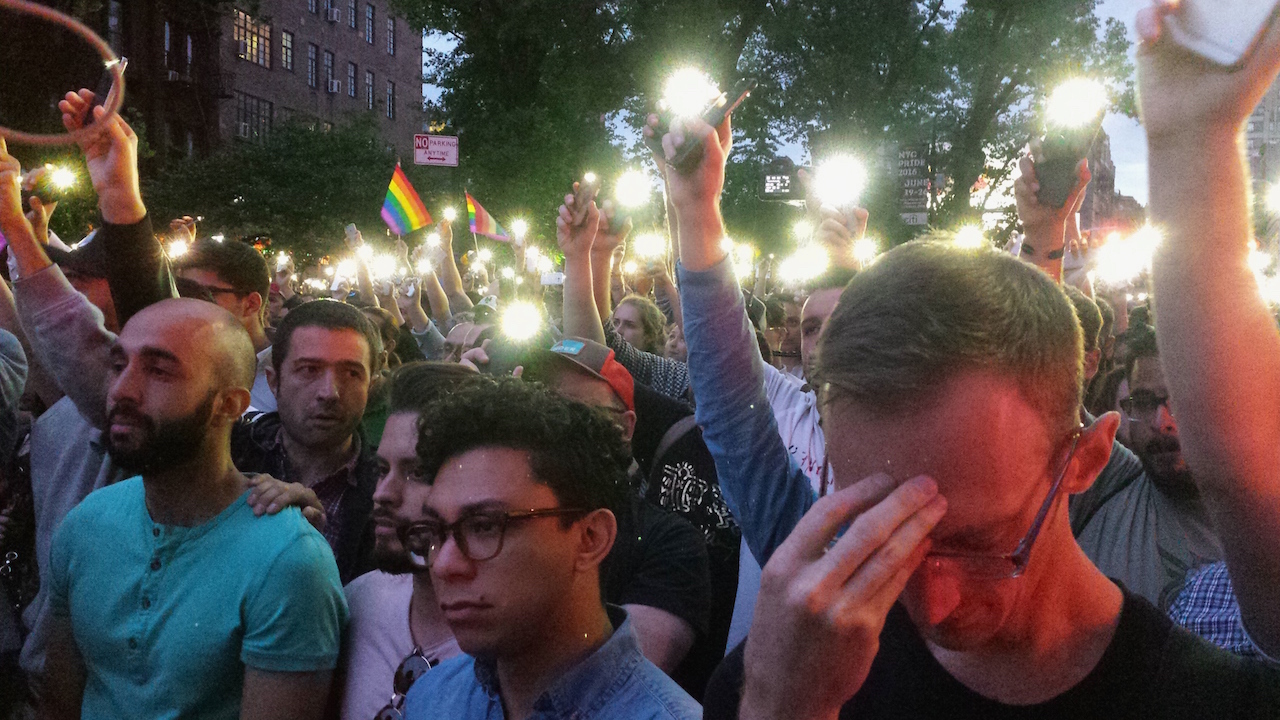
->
[1168,561,1275,661]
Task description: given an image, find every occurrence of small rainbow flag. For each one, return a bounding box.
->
[466,192,508,241]
[381,164,432,235]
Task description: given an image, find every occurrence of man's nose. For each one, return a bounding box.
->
[1155,402,1178,435]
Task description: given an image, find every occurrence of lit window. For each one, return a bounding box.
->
[365,70,374,110]
[281,31,294,72]
[386,17,395,55]
[233,9,271,69]
[307,44,318,88]
[386,80,395,119]
[348,0,356,28]
[365,4,374,44]
[348,62,357,98]
[324,50,335,89]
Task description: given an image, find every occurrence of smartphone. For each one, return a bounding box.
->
[1165,0,1280,67]
[1035,116,1103,209]
[540,272,566,286]
[760,158,812,202]
[482,337,531,377]
[344,223,360,245]
[572,175,600,226]
[668,78,758,173]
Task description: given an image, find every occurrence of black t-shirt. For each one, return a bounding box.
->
[629,381,742,699]
[704,589,1280,719]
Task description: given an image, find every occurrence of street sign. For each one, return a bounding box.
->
[414,134,459,167]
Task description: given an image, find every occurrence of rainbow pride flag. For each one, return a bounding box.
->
[381,164,432,235]
[466,192,508,241]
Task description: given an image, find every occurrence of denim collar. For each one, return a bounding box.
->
[473,605,641,717]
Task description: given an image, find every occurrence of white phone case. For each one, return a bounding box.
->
[1165,0,1280,67]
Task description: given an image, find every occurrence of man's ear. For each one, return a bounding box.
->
[217,387,252,421]
[242,291,264,322]
[265,364,278,396]
[619,410,637,443]
[574,508,618,574]
[1084,348,1101,382]
[1064,411,1121,495]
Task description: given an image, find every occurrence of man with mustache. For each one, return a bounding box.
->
[41,299,346,720]
[232,299,384,584]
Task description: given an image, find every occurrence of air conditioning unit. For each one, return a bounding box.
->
[327,7,341,22]
[237,121,250,138]
[166,70,181,81]
[327,79,341,94]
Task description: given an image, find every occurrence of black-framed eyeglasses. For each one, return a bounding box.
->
[372,646,439,720]
[923,427,1083,580]
[1119,391,1171,423]
[397,507,590,569]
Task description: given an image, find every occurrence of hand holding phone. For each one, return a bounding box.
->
[571,175,600,226]
[668,78,757,173]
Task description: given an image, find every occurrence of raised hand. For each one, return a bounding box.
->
[247,474,327,533]
[741,474,946,720]
[595,200,632,258]
[0,140,36,245]
[1013,152,1090,267]
[58,88,144,224]
[556,182,602,260]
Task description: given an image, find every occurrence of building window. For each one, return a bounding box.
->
[281,31,293,71]
[365,4,374,44]
[186,34,193,75]
[365,70,374,110]
[307,43,318,88]
[386,17,395,55]
[308,0,317,12]
[385,80,395,119]
[347,62,357,98]
[348,0,356,28]
[233,9,271,68]
[163,21,172,69]
[185,130,194,158]
[235,91,273,142]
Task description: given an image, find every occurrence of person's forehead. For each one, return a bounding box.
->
[426,447,556,514]
[177,267,228,287]
[824,371,1053,528]
[802,287,842,322]
[285,325,369,362]
[1130,356,1166,391]
[377,412,420,462]
[612,304,640,322]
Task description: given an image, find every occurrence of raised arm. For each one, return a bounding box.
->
[1012,153,1091,283]
[557,184,607,345]
[1140,2,1280,657]
[434,220,474,314]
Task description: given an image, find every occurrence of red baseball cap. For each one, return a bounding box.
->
[529,337,635,412]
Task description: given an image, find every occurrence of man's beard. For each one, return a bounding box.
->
[106,393,217,475]
[1137,435,1200,503]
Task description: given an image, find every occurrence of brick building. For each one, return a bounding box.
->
[93,0,422,161]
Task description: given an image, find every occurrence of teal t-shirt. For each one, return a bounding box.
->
[48,476,349,720]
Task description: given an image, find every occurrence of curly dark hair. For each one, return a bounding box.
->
[415,378,631,518]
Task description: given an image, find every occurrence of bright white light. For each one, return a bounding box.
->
[615,170,652,208]
[477,249,493,263]
[305,278,327,290]
[336,260,357,279]
[168,240,189,258]
[633,232,667,259]
[1137,292,1149,302]
[662,68,721,118]
[49,167,76,190]
[371,254,397,279]
[719,237,735,254]
[954,225,987,249]
[623,260,639,275]
[276,252,291,271]
[1046,78,1108,128]
[443,207,458,222]
[1250,249,1274,274]
[501,267,515,279]
[511,219,529,240]
[416,259,433,275]
[426,232,442,248]
[1261,274,1280,306]
[854,237,879,266]
[536,256,554,274]
[777,245,831,284]
[793,220,814,241]
[729,242,755,281]
[212,233,225,243]
[516,276,525,285]
[814,155,868,209]
[583,172,598,185]
[501,301,543,342]
[324,267,336,277]
[1092,225,1163,288]
[357,245,374,261]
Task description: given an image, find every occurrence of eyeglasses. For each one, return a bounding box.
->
[1119,391,1171,423]
[372,646,439,720]
[398,507,590,569]
[923,428,1083,580]
[189,282,250,299]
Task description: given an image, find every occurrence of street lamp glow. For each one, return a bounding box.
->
[501,301,543,342]
[1046,78,1108,128]
[443,207,458,222]
[615,170,652,208]
[633,232,667,259]
[662,68,721,119]
[501,267,516,280]
[814,155,868,209]
[511,219,529,240]
[953,225,987,250]
[168,240,189,258]
[48,166,76,190]
[854,237,879,266]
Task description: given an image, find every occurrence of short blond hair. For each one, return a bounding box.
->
[813,241,1083,437]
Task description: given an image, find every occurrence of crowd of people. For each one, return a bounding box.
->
[1,3,1280,718]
